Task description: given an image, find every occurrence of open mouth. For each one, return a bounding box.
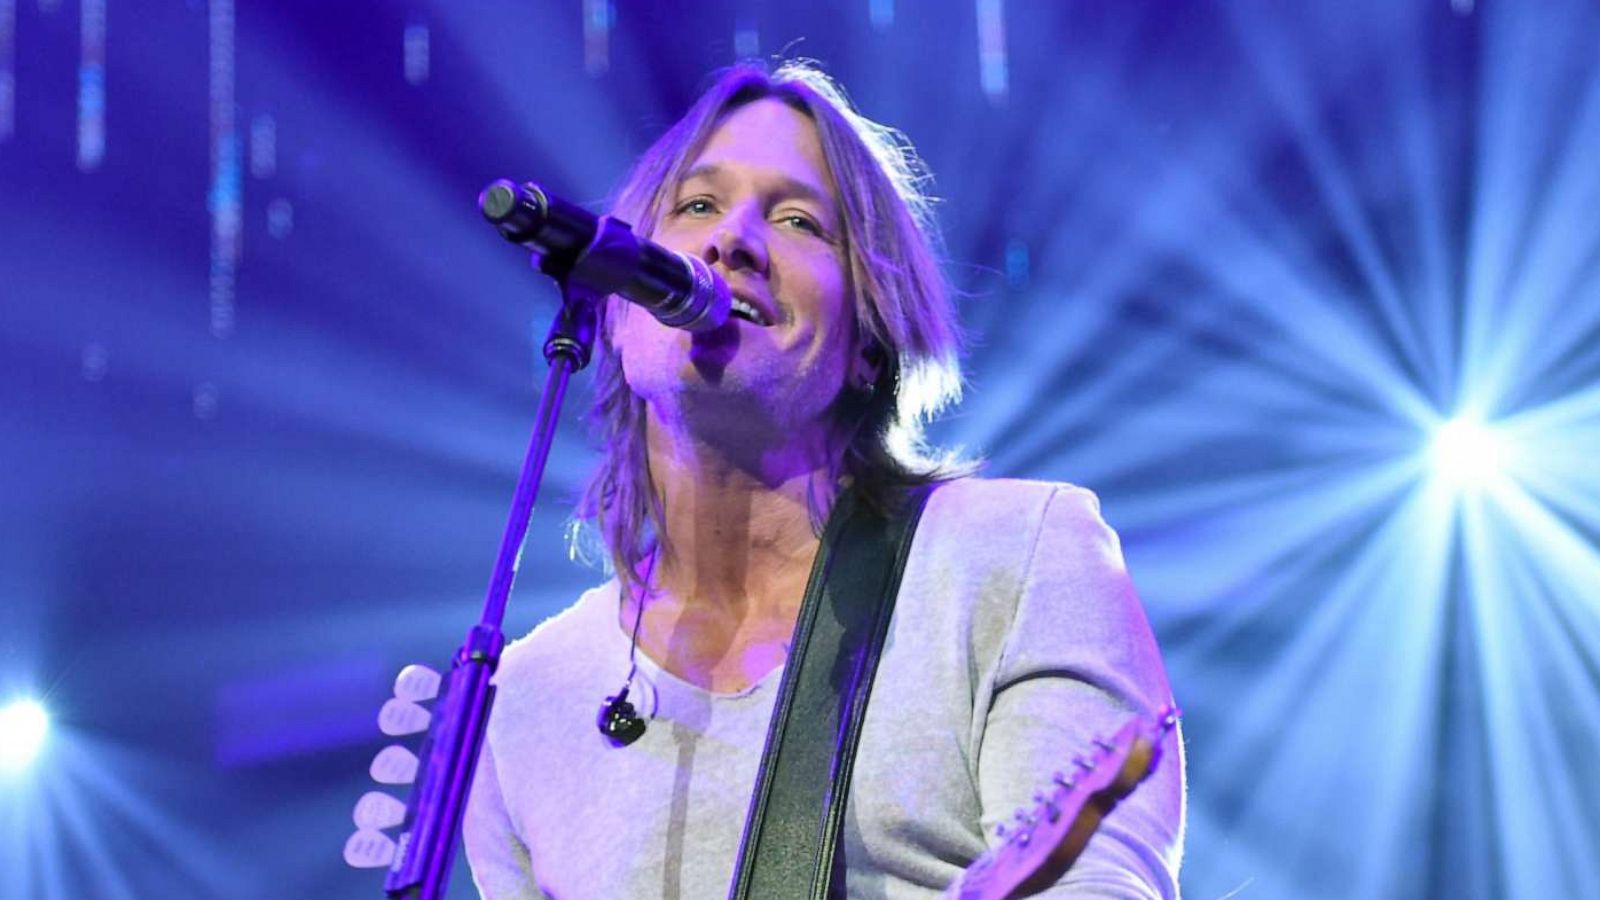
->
[728,296,772,326]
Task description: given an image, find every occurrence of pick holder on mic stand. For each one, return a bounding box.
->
[378,187,605,900]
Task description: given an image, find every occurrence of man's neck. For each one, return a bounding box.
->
[643,406,837,620]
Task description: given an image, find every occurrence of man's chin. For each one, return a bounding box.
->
[688,319,741,383]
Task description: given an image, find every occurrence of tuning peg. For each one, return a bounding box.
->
[379,697,432,736]
[370,744,420,785]
[344,828,398,869]
[1033,791,1062,823]
[395,664,442,703]
[352,790,408,830]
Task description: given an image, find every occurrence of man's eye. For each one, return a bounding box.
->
[781,214,823,235]
[675,198,715,216]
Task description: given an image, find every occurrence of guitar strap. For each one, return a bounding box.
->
[727,482,935,900]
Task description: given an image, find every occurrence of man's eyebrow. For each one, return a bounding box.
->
[678,163,729,188]
[676,163,836,214]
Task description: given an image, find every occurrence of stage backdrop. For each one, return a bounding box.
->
[2,1,1596,898]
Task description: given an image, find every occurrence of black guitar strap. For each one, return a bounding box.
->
[727,482,935,900]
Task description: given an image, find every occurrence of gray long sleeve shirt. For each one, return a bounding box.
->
[464,478,1185,899]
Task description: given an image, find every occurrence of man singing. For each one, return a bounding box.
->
[464,60,1184,899]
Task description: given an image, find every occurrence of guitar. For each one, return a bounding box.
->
[345,670,1175,900]
[955,706,1178,900]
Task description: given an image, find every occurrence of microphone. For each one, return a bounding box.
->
[479,179,731,332]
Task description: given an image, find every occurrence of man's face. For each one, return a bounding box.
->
[613,98,862,441]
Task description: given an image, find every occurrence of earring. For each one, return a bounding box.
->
[855,372,878,396]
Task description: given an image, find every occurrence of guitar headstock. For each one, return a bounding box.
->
[957,705,1179,900]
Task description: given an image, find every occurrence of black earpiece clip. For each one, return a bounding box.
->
[597,684,647,747]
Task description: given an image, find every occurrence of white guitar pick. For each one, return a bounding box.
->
[352,789,408,830]
[370,744,419,785]
[379,697,432,736]
[394,664,442,703]
[343,828,397,869]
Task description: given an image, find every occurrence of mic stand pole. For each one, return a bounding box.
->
[384,253,599,900]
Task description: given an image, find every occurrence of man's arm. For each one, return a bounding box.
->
[963,486,1185,898]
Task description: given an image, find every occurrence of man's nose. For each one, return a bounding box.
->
[702,204,768,274]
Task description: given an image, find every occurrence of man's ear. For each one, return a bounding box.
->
[855,340,886,386]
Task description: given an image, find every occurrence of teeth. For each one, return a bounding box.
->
[730,298,768,325]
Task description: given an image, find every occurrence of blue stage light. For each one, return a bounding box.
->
[0,698,48,772]
[1429,415,1512,491]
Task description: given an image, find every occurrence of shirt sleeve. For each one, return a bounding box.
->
[960,485,1186,898]
[463,731,549,900]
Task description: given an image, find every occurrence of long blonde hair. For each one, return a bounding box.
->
[574,60,968,588]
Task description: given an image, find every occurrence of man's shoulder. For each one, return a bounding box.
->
[926,476,1102,529]
[908,478,1110,579]
[494,581,618,687]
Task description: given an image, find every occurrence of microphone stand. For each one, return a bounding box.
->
[383,250,599,900]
